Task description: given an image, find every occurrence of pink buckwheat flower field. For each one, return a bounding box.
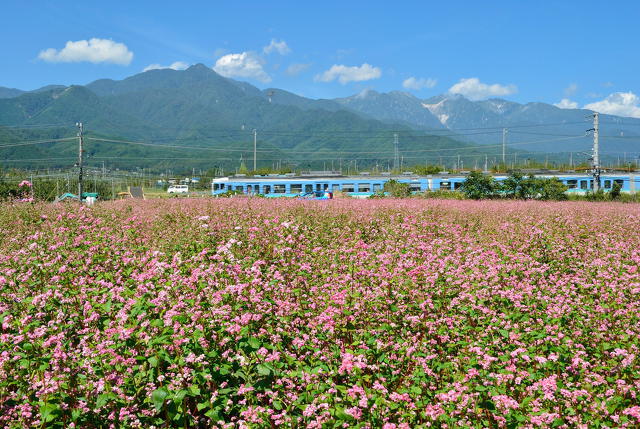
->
[1,199,639,428]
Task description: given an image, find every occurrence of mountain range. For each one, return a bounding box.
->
[1,64,639,172]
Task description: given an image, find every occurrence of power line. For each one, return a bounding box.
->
[0,137,76,148]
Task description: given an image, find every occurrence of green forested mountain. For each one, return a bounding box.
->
[0,64,489,172]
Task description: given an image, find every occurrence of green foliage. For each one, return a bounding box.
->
[460,171,497,199]
[501,170,526,198]
[410,164,443,175]
[610,181,622,199]
[500,171,567,201]
[585,189,608,202]
[383,179,411,197]
[537,177,568,201]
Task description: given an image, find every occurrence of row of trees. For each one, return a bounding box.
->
[460,170,623,200]
[380,172,624,201]
[460,171,569,200]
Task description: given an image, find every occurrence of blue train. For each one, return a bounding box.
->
[211,172,639,198]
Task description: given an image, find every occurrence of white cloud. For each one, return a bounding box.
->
[584,92,640,118]
[143,61,189,72]
[448,77,517,101]
[554,98,579,109]
[403,76,437,90]
[564,83,578,97]
[213,52,271,83]
[263,39,291,55]
[315,63,381,84]
[38,38,133,65]
[285,63,311,76]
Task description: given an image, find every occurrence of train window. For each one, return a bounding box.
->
[235,185,244,192]
[566,180,577,189]
[359,184,371,192]
[604,180,612,189]
[332,184,341,192]
[373,183,382,192]
[614,179,624,187]
[305,184,313,193]
[274,184,286,193]
[291,184,302,193]
[580,180,588,189]
[410,183,421,192]
[263,185,271,194]
[440,181,451,190]
[454,182,463,190]
[342,183,355,192]
[246,185,253,193]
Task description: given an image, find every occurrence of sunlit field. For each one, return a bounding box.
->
[1,199,639,428]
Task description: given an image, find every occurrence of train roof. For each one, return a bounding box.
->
[211,171,638,182]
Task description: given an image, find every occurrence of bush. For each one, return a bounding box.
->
[383,179,411,198]
[460,171,497,199]
[610,181,622,199]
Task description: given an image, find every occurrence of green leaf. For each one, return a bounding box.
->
[148,356,159,367]
[152,388,169,412]
[173,389,188,403]
[40,403,61,423]
[196,401,210,411]
[248,337,261,349]
[205,409,220,420]
[257,364,271,376]
[96,393,112,408]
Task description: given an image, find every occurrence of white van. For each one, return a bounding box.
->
[167,184,189,194]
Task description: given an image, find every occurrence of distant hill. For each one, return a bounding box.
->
[1,65,480,171]
[0,87,24,99]
[343,91,640,155]
[335,90,446,130]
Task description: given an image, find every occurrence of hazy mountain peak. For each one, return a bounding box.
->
[355,88,378,99]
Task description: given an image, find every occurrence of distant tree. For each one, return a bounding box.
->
[238,160,249,175]
[537,177,568,200]
[610,181,622,199]
[501,170,525,199]
[460,171,497,199]
[383,179,411,198]
[412,164,443,175]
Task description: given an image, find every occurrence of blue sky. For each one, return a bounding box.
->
[2,0,640,116]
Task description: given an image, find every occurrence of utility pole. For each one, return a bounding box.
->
[76,122,84,204]
[393,133,400,171]
[590,112,600,191]
[502,128,508,165]
[253,129,257,171]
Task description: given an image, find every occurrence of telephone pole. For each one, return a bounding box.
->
[592,112,600,191]
[393,133,400,171]
[502,128,508,166]
[76,122,84,204]
[253,129,257,171]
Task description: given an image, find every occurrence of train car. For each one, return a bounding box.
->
[211,172,638,198]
